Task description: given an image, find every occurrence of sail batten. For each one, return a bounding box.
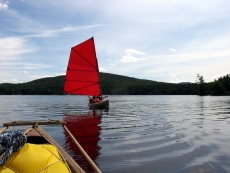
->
[64,37,101,96]
[72,48,98,70]
[64,83,100,94]
[67,69,98,72]
[65,80,100,83]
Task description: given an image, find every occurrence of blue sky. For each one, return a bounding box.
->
[1,0,230,84]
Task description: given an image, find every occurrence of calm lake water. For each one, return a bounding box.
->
[0,95,230,173]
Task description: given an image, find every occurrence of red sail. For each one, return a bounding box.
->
[64,37,101,96]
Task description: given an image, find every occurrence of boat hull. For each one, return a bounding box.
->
[89,100,109,109]
[0,121,85,173]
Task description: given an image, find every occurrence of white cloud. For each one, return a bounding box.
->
[170,48,176,52]
[120,49,146,63]
[23,70,28,74]
[212,74,226,81]
[31,75,52,79]
[99,67,107,72]
[24,64,51,69]
[124,49,145,56]
[144,48,230,64]
[169,74,187,83]
[121,55,144,63]
[55,73,65,76]
[1,0,230,84]
[170,77,179,83]
[30,73,65,80]
[11,79,18,83]
[0,37,34,59]
[25,25,103,38]
[170,74,177,78]
[0,2,8,10]
[1,62,51,69]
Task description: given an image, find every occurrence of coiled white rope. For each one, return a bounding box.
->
[0,130,27,165]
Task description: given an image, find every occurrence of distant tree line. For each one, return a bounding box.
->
[99,73,198,95]
[196,74,230,96]
[0,72,229,96]
[0,76,64,95]
[209,74,230,95]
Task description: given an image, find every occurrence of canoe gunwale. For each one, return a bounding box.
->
[88,99,109,109]
[1,120,86,173]
[3,120,66,127]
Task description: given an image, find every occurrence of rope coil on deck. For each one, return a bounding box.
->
[0,130,27,165]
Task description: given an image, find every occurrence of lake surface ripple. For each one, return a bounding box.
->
[0,95,230,173]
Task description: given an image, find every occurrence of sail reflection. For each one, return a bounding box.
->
[63,110,105,173]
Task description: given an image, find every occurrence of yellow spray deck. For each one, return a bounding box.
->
[0,120,101,173]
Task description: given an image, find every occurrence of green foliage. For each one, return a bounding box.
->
[209,74,230,96]
[100,73,198,95]
[0,76,65,95]
[0,72,229,95]
[196,74,206,96]
[210,80,225,95]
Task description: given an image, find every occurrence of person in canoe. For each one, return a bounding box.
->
[88,96,108,103]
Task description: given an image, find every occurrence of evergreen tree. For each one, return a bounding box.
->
[196,74,205,96]
[210,80,225,95]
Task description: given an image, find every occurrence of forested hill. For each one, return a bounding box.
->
[0,72,229,95]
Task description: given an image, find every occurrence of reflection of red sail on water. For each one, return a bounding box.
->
[64,110,102,173]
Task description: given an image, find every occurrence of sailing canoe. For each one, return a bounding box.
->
[89,100,109,109]
[63,37,109,108]
[0,120,101,173]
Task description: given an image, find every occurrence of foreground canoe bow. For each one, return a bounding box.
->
[0,120,101,173]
